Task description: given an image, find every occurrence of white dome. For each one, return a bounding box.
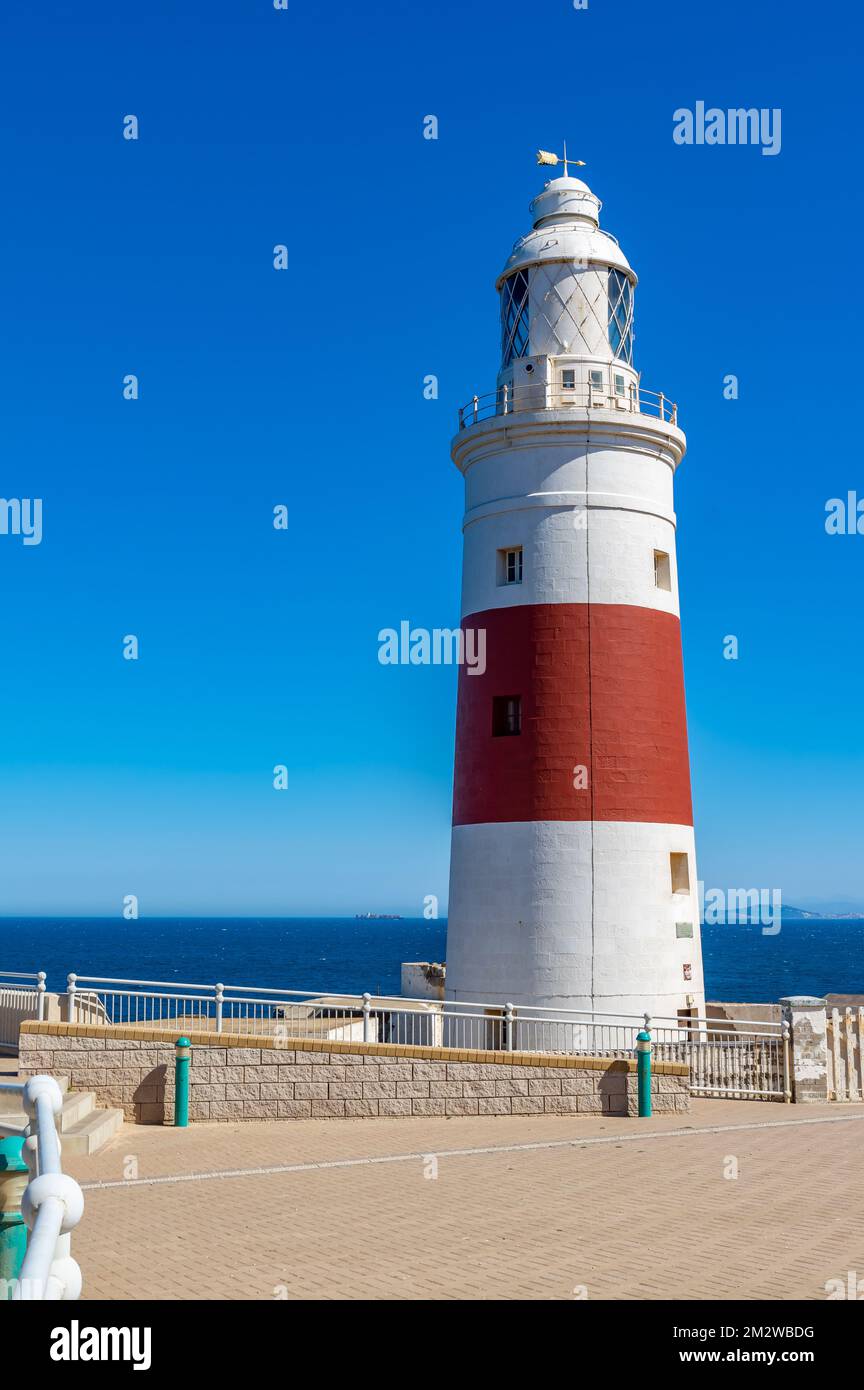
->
[497,175,636,289]
[530,175,600,228]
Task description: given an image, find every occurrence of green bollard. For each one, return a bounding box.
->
[174,1037,191,1128]
[636,1029,652,1118]
[0,1136,29,1298]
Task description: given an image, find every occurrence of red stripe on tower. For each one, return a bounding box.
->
[453,603,693,827]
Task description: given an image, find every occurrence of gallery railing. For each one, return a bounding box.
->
[457,380,679,429]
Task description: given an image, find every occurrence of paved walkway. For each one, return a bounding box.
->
[64,1101,864,1300]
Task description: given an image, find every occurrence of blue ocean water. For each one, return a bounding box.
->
[0,917,862,1003]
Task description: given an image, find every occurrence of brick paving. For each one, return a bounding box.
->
[63,1100,864,1300]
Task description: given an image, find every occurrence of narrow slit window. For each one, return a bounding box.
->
[500,270,530,368]
[492,695,522,737]
[670,853,690,895]
[608,269,634,364]
[654,550,671,591]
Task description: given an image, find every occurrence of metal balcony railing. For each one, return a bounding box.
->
[457,380,679,430]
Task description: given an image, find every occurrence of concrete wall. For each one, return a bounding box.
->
[400,963,446,1001]
[706,1002,783,1030]
[19,1023,690,1125]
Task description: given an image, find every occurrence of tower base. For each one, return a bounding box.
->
[445,819,705,1023]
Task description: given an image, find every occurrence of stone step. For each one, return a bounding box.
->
[61,1106,124,1157]
[59,1089,95,1131]
[0,1077,76,1132]
[0,1076,121,1157]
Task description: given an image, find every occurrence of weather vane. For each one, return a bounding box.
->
[536,142,586,177]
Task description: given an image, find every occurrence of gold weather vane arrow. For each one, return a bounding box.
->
[536,142,586,177]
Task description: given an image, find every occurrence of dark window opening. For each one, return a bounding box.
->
[608,269,634,364]
[492,695,522,737]
[500,270,530,368]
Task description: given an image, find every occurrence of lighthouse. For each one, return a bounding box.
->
[445,155,705,1025]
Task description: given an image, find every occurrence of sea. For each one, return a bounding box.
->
[1,916,863,1003]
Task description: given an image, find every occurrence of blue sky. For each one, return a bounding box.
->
[0,0,861,916]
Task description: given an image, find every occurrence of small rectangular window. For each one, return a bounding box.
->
[614,373,626,397]
[589,369,604,388]
[670,853,690,895]
[492,695,521,737]
[562,369,576,389]
[654,550,671,591]
[497,546,523,586]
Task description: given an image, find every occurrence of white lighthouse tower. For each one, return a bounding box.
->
[445,155,705,1025]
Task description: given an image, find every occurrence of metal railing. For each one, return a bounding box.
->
[1,968,790,1101]
[56,975,789,1096]
[0,972,46,1049]
[457,380,679,429]
[649,1013,790,1101]
[0,1076,84,1299]
[66,975,386,1042]
[64,975,662,1051]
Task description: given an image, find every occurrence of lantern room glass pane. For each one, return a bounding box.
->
[608,270,634,364]
[501,270,530,367]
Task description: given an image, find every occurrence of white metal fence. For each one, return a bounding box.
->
[56,974,791,1101]
[0,972,46,1050]
[652,1018,790,1102]
[827,1006,864,1102]
[0,1076,83,1299]
[2,968,792,1101]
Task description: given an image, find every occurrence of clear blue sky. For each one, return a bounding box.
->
[0,0,861,916]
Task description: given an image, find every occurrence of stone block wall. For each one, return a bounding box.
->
[19,1023,690,1124]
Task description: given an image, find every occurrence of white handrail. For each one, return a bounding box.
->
[7,967,791,1099]
[1,1077,84,1301]
[41,972,788,1043]
[66,975,779,1024]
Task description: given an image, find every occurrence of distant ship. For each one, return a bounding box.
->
[354,913,403,921]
